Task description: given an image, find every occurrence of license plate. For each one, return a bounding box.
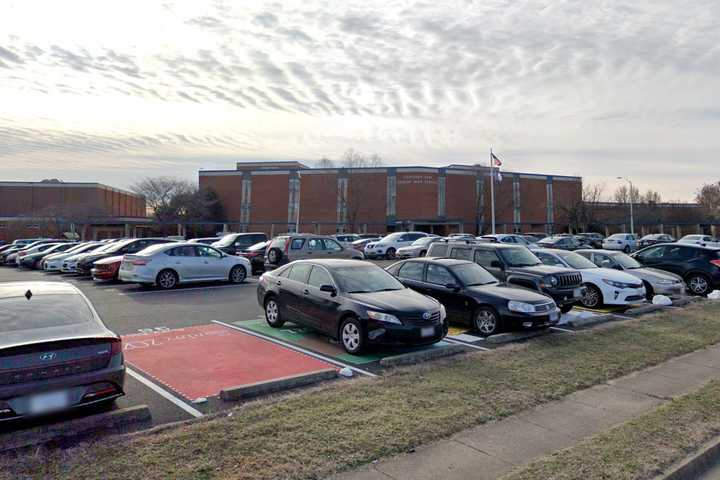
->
[121,262,133,271]
[573,288,583,298]
[550,311,559,321]
[29,390,70,414]
[421,327,435,338]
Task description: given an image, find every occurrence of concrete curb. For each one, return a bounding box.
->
[565,314,617,329]
[485,330,547,345]
[379,344,466,368]
[0,405,152,453]
[656,434,720,480]
[624,304,669,316]
[220,368,338,401]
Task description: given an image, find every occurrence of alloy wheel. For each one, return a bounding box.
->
[230,266,246,283]
[581,286,601,308]
[342,323,361,351]
[688,275,709,295]
[475,310,497,335]
[266,300,279,323]
[158,271,177,289]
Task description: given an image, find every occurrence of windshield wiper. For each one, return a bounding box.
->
[347,290,371,294]
[373,288,402,292]
[513,263,540,267]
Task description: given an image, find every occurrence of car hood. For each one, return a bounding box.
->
[346,288,439,313]
[579,268,642,285]
[509,264,576,276]
[79,252,115,264]
[627,267,683,283]
[467,283,552,303]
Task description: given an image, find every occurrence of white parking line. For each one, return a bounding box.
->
[119,283,254,296]
[550,326,576,334]
[126,367,204,418]
[212,320,378,378]
[443,338,490,351]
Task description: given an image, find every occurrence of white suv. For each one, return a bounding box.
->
[602,233,637,253]
[364,232,428,259]
[678,235,720,248]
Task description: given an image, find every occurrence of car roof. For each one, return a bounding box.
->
[292,259,370,268]
[405,257,472,266]
[0,281,80,298]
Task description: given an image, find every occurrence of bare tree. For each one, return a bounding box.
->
[560,183,606,232]
[613,184,640,204]
[696,182,720,220]
[317,157,335,169]
[336,150,384,231]
[130,177,195,222]
[340,149,384,169]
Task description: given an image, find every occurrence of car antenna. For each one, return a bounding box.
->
[25,289,32,300]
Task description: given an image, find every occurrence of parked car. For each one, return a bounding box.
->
[632,244,720,296]
[678,235,720,249]
[426,242,584,313]
[2,240,64,265]
[0,244,15,255]
[576,233,604,249]
[386,258,559,336]
[19,243,79,270]
[536,235,582,251]
[333,234,362,248]
[638,234,675,249]
[396,236,442,258]
[61,243,121,274]
[265,234,364,269]
[76,238,176,276]
[91,255,125,282]
[119,243,251,289]
[525,232,548,241]
[364,232,429,259]
[480,234,538,250]
[257,259,447,354]
[602,233,638,253]
[0,282,125,422]
[14,242,65,267]
[534,249,645,308]
[187,237,222,245]
[351,237,380,252]
[239,240,270,276]
[211,233,267,255]
[447,234,475,241]
[358,233,382,239]
[43,242,104,272]
[576,249,685,300]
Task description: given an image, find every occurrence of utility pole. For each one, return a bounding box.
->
[617,176,635,235]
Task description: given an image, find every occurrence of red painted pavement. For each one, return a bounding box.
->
[122,324,335,401]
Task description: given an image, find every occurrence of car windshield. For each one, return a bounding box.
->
[248,241,269,251]
[450,263,498,286]
[538,237,558,244]
[608,234,625,240]
[0,293,93,333]
[380,233,404,243]
[214,235,237,247]
[334,266,405,293]
[612,253,642,269]
[556,251,597,269]
[498,247,542,267]
[411,237,432,246]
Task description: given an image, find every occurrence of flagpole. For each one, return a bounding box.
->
[490,147,496,234]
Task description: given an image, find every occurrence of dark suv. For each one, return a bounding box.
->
[632,243,720,296]
[427,241,585,312]
[211,233,268,255]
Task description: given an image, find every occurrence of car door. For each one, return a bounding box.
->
[304,265,340,334]
[195,245,226,279]
[323,238,348,258]
[474,248,506,280]
[424,264,466,322]
[282,263,315,326]
[395,261,427,293]
[168,245,203,281]
[305,238,325,258]
[657,245,697,277]
[634,245,667,268]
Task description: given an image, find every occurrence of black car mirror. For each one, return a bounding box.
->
[613,264,623,270]
[490,260,504,270]
[445,283,460,291]
[320,284,337,296]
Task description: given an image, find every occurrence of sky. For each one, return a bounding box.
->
[1,0,718,201]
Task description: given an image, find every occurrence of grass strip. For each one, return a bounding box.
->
[502,379,720,480]
[5,302,720,480]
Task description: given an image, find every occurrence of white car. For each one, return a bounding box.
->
[396,236,442,258]
[535,248,646,308]
[119,243,251,289]
[14,242,63,266]
[364,232,429,259]
[602,233,638,253]
[61,242,119,273]
[43,242,103,271]
[678,235,720,249]
[480,234,539,250]
[333,234,362,248]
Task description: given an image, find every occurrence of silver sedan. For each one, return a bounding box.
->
[118,243,251,289]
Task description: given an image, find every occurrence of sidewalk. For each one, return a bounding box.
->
[334,344,720,480]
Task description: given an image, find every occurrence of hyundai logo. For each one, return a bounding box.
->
[40,352,57,361]
[422,312,432,320]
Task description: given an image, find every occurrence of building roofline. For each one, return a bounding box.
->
[0,182,142,198]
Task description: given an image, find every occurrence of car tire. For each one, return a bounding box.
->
[229,265,247,284]
[643,281,655,301]
[156,269,178,290]
[580,283,603,309]
[560,304,574,314]
[686,273,711,296]
[473,306,502,336]
[623,246,631,253]
[340,317,365,354]
[419,250,427,257]
[385,248,396,259]
[264,297,284,328]
[267,248,283,265]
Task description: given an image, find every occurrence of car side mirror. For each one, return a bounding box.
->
[445,283,460,291]
[320,284,337,297]
[613,264,623,270]
[490,260,504,270]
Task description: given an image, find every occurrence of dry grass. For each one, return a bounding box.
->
[502,380,720,480]
[3,302,720,480]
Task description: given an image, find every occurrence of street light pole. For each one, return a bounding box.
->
[617,177,635,235]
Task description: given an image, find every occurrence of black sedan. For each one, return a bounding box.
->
[257,259,447,354]
[0,282,125,423]
[239,240,270,275]
[632,243,720,296]
[386,258,559,336]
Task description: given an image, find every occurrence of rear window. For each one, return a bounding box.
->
[270,237,289,249]
[428,244,449,257]
[0,294,93,333]
[449,248,473,261]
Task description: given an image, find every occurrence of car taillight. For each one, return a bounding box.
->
[110,340,122,355]
[284,241,290,255]
[710,260,720,268]
[131,259,150,266]
[82,382,118,401]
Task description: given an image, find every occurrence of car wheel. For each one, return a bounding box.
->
[385,248,396,259]
[264,297,284,328]
[473,307,501,336]
[623,245,631,253]
[686,273,711,296]
[229,265,247,284]
[643,281,655,301]
[580,284,603,309]
[267,248,283,265]
[419,250,427,257]
[156,269,178,290]
[560,304,574,314]
[340,317,365,354]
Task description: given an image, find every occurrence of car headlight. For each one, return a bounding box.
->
[439,304,447,323]
[602,279,640,289]
[367,311,401,324]
[508,301,536,314]
[547,276,559,287]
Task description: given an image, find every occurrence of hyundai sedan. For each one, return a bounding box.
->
[119,243,251,289]
[0,282,125,423]
[257,259,447,354]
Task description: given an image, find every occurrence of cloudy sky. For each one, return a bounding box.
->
[1,0,718,200]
